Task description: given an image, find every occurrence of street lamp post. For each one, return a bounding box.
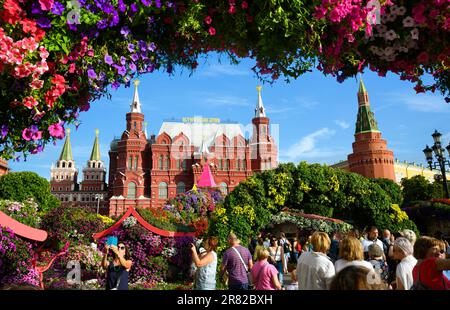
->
[423,130,450,199]
[95,193,104,214]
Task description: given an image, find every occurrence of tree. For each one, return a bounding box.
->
[401,175,435,207]
[0,171,59,214]
[370,178,403,206]
[209,162,418,249]
[0,1,449,158]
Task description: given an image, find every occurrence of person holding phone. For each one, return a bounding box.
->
[191,236,218,290]
[102,239,133,290]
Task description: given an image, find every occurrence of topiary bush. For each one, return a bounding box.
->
[0,172,60,214]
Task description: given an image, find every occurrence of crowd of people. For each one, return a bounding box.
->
[102,227,450,291]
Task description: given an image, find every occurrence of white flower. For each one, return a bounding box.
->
[402,17,415,27]
[386,13,397,22]
[375,24,387,34]
[410,28,419,40]
[122,216,137,228]
[397,6,406,16]
[384,30,398,41]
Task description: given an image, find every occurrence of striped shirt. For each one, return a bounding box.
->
[222,245,252,285]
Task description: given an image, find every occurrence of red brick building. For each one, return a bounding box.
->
[108,82,278,216]
[331,78,395,181]
[50,129,108,212]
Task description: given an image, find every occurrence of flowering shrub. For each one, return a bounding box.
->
[0,198,41,228]
[122,215,137,228]
[0,227,39,287]
[0,0,448,159]
[41,205,105,248]
[96,224,194,287]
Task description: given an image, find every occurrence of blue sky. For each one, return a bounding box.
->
[9,54,450,180]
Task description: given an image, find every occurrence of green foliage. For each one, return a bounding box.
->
[0,172,60,215]
[370,178,403,205]
[209,162,418,249]
[137,208,196,233]
[401,175,443,207]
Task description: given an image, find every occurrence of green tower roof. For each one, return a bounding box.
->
[355,77,379,134]
[358,76,367,94]
[59,128,73,161]
[89,129,101,161]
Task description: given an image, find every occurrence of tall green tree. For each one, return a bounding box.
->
[401,175,436,207]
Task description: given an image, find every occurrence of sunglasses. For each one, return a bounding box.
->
[118,246,125,250]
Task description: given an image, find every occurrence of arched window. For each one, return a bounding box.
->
[133,121,137,129]
[165,155,170,170]
[158,155,163,170]
[218,159,222,170]
[128,156,133,170]
[176,182,185,194]
[68,162,72,168]
[127,182,136,199]
[243,159,247,170]
[220,182,228,196]
[62,162,66,168]
[237,159,241,171]
[158,182,168,199]
[134,156,138,171]
[176,160,180,170]
[182,159,187,171]
[225,159,229,171]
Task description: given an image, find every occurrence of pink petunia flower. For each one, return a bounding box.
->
[39,0,54,11]
[208,27,216,36]
[22,128,33,141]
[48,123,65,139]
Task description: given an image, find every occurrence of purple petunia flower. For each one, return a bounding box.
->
[109,11,120,27]
[87,69,97,79]
[104,54,113,65]
[120,56,127,65]
[98,72,106,81]
[148,42,156,52]
[127,43,135,53]
[130,3,138,12]
[117,0,126,12]
[31,145,44,154]
[167,2,174,8]
[155,0,161,8]
[1,125,7,139]
[146,64,155,72]
[31,2,43,14]
[111,81,120,90]
[97,19,108,29]
[141,0,152,6]
[102,3,114,14]
[117,66,127,76]
[120,26,130,37]
[131,53,139,62]
[36,17,52,28]
[138,40,147,51]
[51,1,65,15]
[129,62,137,72]
[67,23,77,31]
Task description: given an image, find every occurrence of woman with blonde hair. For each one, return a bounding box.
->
[251,247,282,290]
[296,231,335,290]
[334,237,374,273]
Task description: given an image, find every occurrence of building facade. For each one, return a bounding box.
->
[108,82,278,216]
[50,129,108,212]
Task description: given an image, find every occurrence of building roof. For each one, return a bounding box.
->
[93,206,196,239]
[0,210,48,241]
[89,129,101,161]
[158,121,244,149]
[197,163,217,188]
[255,85,266,118]
[355,78,379,134]
[58,128,73,161]
[130,79,141,113]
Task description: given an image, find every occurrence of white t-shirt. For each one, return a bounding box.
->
[361,238,384,253]
[396,255,417,290]
[334,259,375,273]
[297,251,335,290]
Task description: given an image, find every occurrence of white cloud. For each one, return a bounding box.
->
[198,94,251,107]
[334,120,350,129]
[388,92,450,113]
[265,106,295,114]
[295,97,319,109]
[199,64,249,77]
[280,128,338,161]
